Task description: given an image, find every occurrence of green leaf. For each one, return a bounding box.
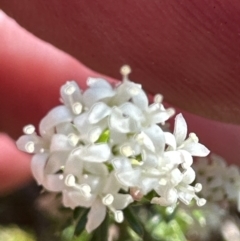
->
[96,129,110,143]
[90,213,109,241]
[73,207,83,220]
[74,208,89,236]
[61,225,75,241]
[123,207,144,237]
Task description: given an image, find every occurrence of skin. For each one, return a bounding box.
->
[0,1,240,194]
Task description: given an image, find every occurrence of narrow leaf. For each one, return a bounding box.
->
[74,208,89,236]
[73,207,83,220]
[123,206,144,237]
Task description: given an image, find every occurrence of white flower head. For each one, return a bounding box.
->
[16,65,210,232]
[194,154,240,211]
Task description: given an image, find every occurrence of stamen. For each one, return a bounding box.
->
[64,83,76,95]
[121,145,135,157]
[59,174,64,180]
[120,65,131,80]
[102,194,114,205]
[71,147,82,156]
[72,102,82,115]
[114,210,124,223]
[87,77,97,86]
[23,124,35,135]
[189,133,199,143]
[25,141,35,153]
[80,184,91,197]
[196,197,206,206]
[159,178,167,185]
[154,94,163,103]
[65,174,76,187]
[194,183,202,192]
[128,86,140,95]
[68,133,79,146]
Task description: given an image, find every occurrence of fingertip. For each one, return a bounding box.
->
[0,133,32,195]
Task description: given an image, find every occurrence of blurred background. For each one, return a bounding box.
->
[1,182,240,241]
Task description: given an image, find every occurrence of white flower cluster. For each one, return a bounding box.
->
[194,154,240,211]
[16,66,209,232]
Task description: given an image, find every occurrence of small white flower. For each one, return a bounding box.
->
[194,154,240,210]
[16,65,210,232]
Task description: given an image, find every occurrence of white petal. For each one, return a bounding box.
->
[164,132,177,149]
[167,188,178,204]
[80,175,103,193]
[119,102,145,124]
[110,130,128,145]
[170,168,183,186]
[60,81,83,114]
[50,134,73,152]
[81,144,111,162]
[45,151,69,174]
[151,188,178,206]
[16,135,46,153]
[64,154,83,177]
[182,167,196,184]
[151,197,170,206]
[63,190,95,209]
[74,112,90,134]
[163,151,182,166]
[84,162,108,176]
[178,150,193,168]
[116,169,141,187]
[109,107,137,133]
[178,191,194,205]
[112,81,141,105]
[142,150,158,168]
[131,88,149,110]
[103,172,121,194]
[40,106,73,137]
[83,87,115,107]
[42,174,64,192]
[135,131,155,152]
[88,102,111,124]
[141,177,158,194]
[88,127,103,143]
[31,153,49,185]
[183,143,210,157]
[56,122,78,135]
[143,125,165,153]
[112,194,133,210]
[86,198,107,233]
[151,111,173,124]
[174,114,187,146]
[87,77,113,89]
[112,157,132,172]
